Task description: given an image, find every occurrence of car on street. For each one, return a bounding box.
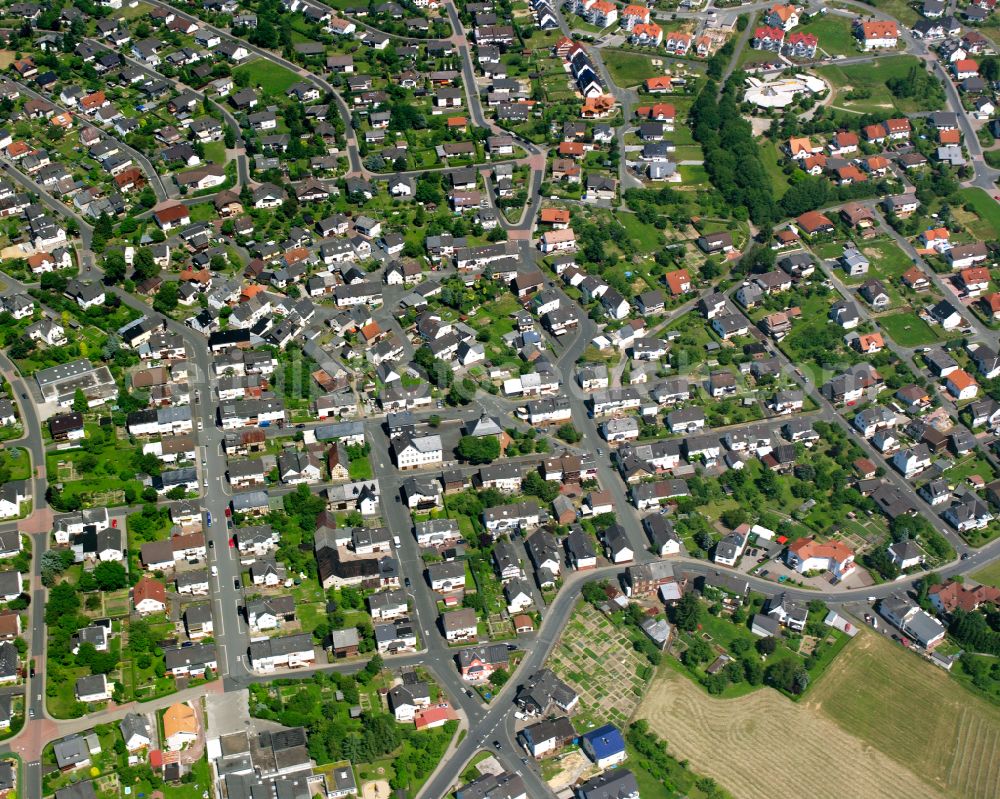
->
[404,577,411,587]
[209,540,214,548]
[234,578,241,589]
[229,537,235,547]
[206,512,212,527]
[493,740,502,750]
[28,709,34,719]
[211,566,218,577]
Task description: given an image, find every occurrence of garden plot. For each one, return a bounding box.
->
[547,601,648,730]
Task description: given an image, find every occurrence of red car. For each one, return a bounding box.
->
[228,537,235,548]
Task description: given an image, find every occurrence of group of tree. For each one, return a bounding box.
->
[46,581,124,683]
[623,603,663,665]
[691,78,780,227]
[248,666,455,791]
[950,609,1000,656]
[40,549,75,587]
[885,65,946,109]
[679,634,764,695]
[268,484,327,577]
[414,345,454,389]
[627,720,732,799]
[128,504,171,543]
[764,656,810,695]
[556,424,581,443]
[455,435,500,464]
[521,471,559,504]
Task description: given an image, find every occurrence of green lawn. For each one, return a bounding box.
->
[348,453,373,480]
[189,202,216,223]
[567,13,606,33]
[678,165,709,185]
[618,212,664,251]
[203,140,227,164]
[958,188,1000,242]
[233,59,301,97]
[796,15,859,57]
[861,238,912,279]
[739,48,782,68]
[0,447,30,481]
[759,141,791,200]
[603,50,663,88]
[865,0,920,26]
[943,454,996,487]
[626,737,716,799]
[973,560,1000,588]
[879,312,941,346]
[132,757,213,799]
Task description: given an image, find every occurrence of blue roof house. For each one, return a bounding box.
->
[581,724,627,769]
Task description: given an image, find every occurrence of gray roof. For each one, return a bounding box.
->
[455,771,526,799]
[164,642,216,671]
[577,769,640,799]
[514,668,577,714]
[119,712,151,742]
[55,781,97,799]
[54,735,91,768]
[330,627,360,649]
[74,672,107,698]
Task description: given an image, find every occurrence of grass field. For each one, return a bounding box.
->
[117,1,153,18]
[795,15,859,57]
[866,0,920,26]
[880,312,942,346]
[958,188,1000,242]
[203,141,227,164]
[739,48,781,68]
[618,212,663,251]
[640,642,947,799]
[603,50,663,88]
[234,59,301,97]
[642,630,1000,799]
[678,165,709,185]
[759,141,791,199]
[0,447,30,482]
[817,55,944,114]
[810,632,1000,799]
[973,560,1000,588]
[861,238,912,277]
